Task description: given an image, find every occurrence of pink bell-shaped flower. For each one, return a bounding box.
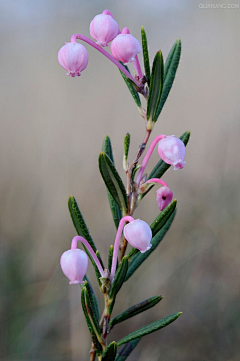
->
[58,42,88,77]
[110,27,141,64]
[124,219,152,253]
[60,249,88,284]
[156,186,173,211]
[158,136,186,170]
[90,10,119,47]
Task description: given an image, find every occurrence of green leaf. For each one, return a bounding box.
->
[155,39,181,119]
[117,313,182,346]
[83,276,100,322]
[141,27,151,85]
[125,210,176,281]
[115,338,141,361]
[102,136,123,229]
[124,133,131,160]
[119,63,141,107]
[109,256,128,314]
[109,296,162,329]
[68,195,104,283]
[102,341,117,361]
[108,245,114,271]
[81,287,103,353]
[68,195,96,252]
[151,199,177,237]
[146,51,164,123]
[99,152,128,215]
[140,131,190,200]
[84,286,102,338]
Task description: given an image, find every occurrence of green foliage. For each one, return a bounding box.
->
[108,245,114,271]
[81,287,102,353]
[117,312,182,346]
[109,296,162,329]
[68,195,96,251]
[68,195,103,284]
[147,51,164,123]
[83,279,100,323]
[109,256,129,315]
[140,131,190,200]
[141,27,151,85]
[99,152,128,215]
[102,341,117,361]
[119,63,141,107]
[125,210,176,281]
[156,39,181,118]
[151,199,177,236]
[124,133,131,163]
[115,338,141,361]
[102,136,123,229]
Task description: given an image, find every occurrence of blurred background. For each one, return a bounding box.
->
[1,0,240,360]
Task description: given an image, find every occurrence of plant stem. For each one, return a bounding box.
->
[120,129,152,260]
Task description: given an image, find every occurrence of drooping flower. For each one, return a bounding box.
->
[90,10,119,47]
[110,27,141,64]
[60,249,88,284]
[58,42,88,77]
[158,136,186,170]
[156,186,173,211]
[124,219,152,253]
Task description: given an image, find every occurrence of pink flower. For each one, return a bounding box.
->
[124,219,152,253]
[58,42,88,77]
[156,186,173,211]
[158,136,186,170]
[110,28,141,64]
[90,10,119,47]
[60,249,88,284]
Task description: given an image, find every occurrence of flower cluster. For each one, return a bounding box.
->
[58,9,187,359]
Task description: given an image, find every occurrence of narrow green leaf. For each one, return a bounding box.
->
[81,286,93,335]
[115,338,141,361]
[155,39,181,119]
[81,287,103,353]
[68,195,96,252]
[151,199,177,237]
[84,286,101,337]
[68,195,104,282]
[109,296,162,329]
[147,51,164,122]
[102,136,123,229]
[84,279,100,323]
[140,131,190,200]
[119,63,141,107]
[83,276,100,321]
[117,312,182,346]
[141,27,151,85]
[99,152,128,214]
[125,210,176,281]
[108,245,114,271]
[102,341,117,361]
[109,256,128,314]
[124,133,131,165]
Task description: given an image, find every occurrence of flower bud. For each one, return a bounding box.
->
[158,136,186,170]
[58,42,88,77]
[110,29,141,64]
[124,219,152,253]
[156,186,173,211]
[90,11,119,47]
[60,249,88,284]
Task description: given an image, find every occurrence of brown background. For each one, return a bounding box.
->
[1,0,240,360]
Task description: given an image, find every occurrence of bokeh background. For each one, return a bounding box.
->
[1,0,240,360]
